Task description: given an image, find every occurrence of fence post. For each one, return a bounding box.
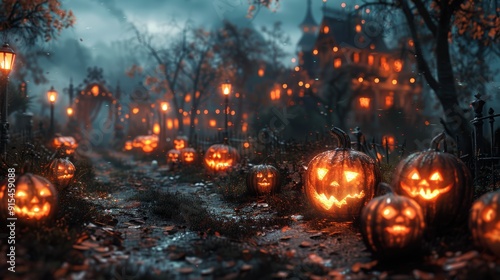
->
[470,93,486,177]
[488,108,495,156]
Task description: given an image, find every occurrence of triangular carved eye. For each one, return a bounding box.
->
[39,188,52,197]
[483,207,496,222]
[256,173,263,178]
[267,173,274,178]
[429,172,443,182]
[317,168,328,180]
[403,207,416,219]
[382,206,397,220]
[344,171,359,182]
[409,170,420,180]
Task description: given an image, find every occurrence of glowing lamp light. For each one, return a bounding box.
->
[359,97,371,109]
[153,123,160,135]
[0,43,16,73]
[132,107,139,114]
[410,78,416,84]
[66,107,74,116]
[47,86,58,104]
[221,82,232,96]
[160,102,168,112]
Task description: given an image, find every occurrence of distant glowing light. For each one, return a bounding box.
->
[358,77,364,83]
[392,79,398,85]
[374,78,380,83]
[341,2,346,8]
[410,78,416,83]
[294,66,300,71]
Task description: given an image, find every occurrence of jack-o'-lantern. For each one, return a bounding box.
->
[361,193,425,258]
[49,158,76,188]
[174,135,188,151]
[133,135,158,153]
[304,127,380,221]
[181,147,196,164]
[167,149,181,164]
[0,173,57,222]
[52,136,78,155]
[392,132,472,228]
[246,164,281,195]
[469,190,500,257]
[124,140,133,151]
[204,144,239,172]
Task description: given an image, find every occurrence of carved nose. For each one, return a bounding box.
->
[31,196,40,203]
[418,180,429,187]
[395,216,404,223]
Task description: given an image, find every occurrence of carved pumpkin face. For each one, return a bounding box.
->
[361,193,425,258]
[392,133,472,228]
[167,149,181,163]
[49,158,76,188]
[174,136,188,150]
[304,128,380,221]
[246,165,280,195]
[53,136,78,155]
[124,141,133,151]
[181,148,196,164]
[204,144,239,172]
[470,190,500,257]
[0,173,57,222]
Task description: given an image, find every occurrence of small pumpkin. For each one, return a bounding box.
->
[167,149,181,164]
[304,127,380,221]
[469,189,500,257]
[204,144,239,172]
[49,158,76,188]
[180,147,196,164]
[0,173,58,222]
[52,135,78,155]
[361,193,425,258]
[246,164,280,195]
[392,132,473,228]
[174,135,188,151]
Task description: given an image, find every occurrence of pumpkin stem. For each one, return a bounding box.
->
[330,127,352,149]
[430,132,447,152]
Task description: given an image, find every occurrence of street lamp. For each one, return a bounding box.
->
[160,101,168,151]
[221,81,231,140]
[47,86,58,138]
[0,43,16,159]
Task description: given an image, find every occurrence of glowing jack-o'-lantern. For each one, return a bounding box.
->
[167,149,181,164]
[361,193,425,258]
[124,140,133,151]
[174,135,188,150]
[204,144,239,172]
[52,136,78,155]
[304,127,380,221]
[0,173,57,222]
[246,164,280,195]
[180,147,196,164]
[49,158,76,188]
[469,190,500,257]
[133,135,158,153]
[392,132,472,228]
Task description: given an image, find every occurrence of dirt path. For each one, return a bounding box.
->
[51,151,500,279]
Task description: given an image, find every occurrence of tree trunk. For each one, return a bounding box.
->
[435,8,472,156]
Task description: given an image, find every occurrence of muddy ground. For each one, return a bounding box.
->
[1,151,500,279]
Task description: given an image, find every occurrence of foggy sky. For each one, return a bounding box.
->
[28,0,332,117]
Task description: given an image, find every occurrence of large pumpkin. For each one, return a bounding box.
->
[469,190,500,257]
[392,132,472,228]
[0,173,58,222]
[49,158,76,188]
[204,144,239,172]
[304,127,380,221]
[246,164,280,195]
[361,193,425,258]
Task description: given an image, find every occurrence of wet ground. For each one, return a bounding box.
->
[2,150,500,279]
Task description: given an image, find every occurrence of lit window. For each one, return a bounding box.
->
[355,24,362,33]
[359,97,371,109]
[385,95,394,108]
[334,58,342,68]
[382,135,395,151]
[368,55,374,66]
[323,26,330,34]
[393,60,403,72]
[353,52,360,63]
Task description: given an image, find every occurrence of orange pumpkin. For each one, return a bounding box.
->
[180,147,196,164]
[204,144,239,172]
[246,164,280,195]
[49,158,76,188]
[392,132,472,228]
[174,135,188,150]
[52,136,78,155]
[469,189,500,257]
[304,127,380,221]
[361,193,425,258]
[0,173,57,222]
[167,149,181,164]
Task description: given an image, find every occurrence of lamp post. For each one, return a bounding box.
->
[0,43,16,159]
[47,86,58,138]
[160,101,168,151]
[221,81,231,140]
